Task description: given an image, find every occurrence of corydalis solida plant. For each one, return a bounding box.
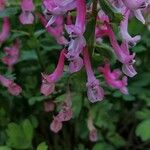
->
[0,0,149,134]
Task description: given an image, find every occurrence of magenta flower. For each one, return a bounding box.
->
[0,17,10,44]
[2,40,20,69]
[19,0,35,25]
[40,49,66,96]
[99,63,128,94]
[83,47,104,103]
[50,116,63,133]
[0,75,22,96]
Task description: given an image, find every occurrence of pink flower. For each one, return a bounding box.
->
[0,0,5,10]
[68,56,83,73]
[83,47,104,103]
[0,75,22,96]
[38,13,68,45]
[19,0,35,25]
[57,104,73,122]
[2,40,20,69]
[40,49,66,96]
[50,116,62,133]
[0,17,10,44]
[99,63,128,94]
[43,0,76,27]
[120,8,141,46]
[122,0,148,24]
[65,0,86,35]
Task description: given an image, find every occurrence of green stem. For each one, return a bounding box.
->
[35,47,45,71]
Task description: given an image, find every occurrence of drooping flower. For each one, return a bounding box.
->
[0,17,10,44]
[65,0,86,73]
[43,0,76,27]
[40,49,66,96]
[120,8,141,46]
[0,74,22,96]
[99,63,128,94]
[50,116,63,133]
[19,0,35,24]
[38,13,68,45]
[83,47,104,103]
[122,0,148,24]
[2,40,20,69]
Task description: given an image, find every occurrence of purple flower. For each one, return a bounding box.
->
[99,63,128,94]
[2,40,20,69]
[0,17,10,44]
[43,0,76,27]
[83,47,104,103]
[19,0,35,25]
[41,49,66,96]
[120,8,141,46]
[122,0,148,24]
[0,0,5,10]
[38,13,68,45]
[0,75,22,96]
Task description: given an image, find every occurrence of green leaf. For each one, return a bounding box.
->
[136,119,150,141]
[0,146,11,150]
[22,119,34,142]
[37,142,48,150]
[0,7,18,18]
[92,142,114,150]
[6,119,34,149]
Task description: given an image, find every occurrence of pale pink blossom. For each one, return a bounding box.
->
[0,75,22,96]
[2,40,20,69]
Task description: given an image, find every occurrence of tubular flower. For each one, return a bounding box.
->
[40,49,66,96]
[19,0,35,24]
[83,47,104,103]
[120,8,141,46]
[122,0,148,24]
[99,63,128,94]
[0,17,10,44]
[65,0,86,73]
[38,13,68,45]
[2,40,20,69]
[43,0,76,27]
[0,75,22,96]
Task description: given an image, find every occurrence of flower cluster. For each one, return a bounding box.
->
[0,0,149,134]
[40,0,150,103]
